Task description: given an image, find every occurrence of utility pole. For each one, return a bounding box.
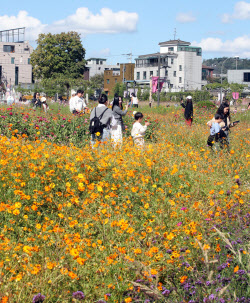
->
[174,28,177,40]
[157,54,161,106]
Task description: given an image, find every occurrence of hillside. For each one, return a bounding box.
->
[203,57,250,74]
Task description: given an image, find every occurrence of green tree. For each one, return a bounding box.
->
[31,32,86,80]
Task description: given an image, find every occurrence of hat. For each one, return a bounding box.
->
[187,96,192,100]
[41,97,46,103]
[71,90,76,95]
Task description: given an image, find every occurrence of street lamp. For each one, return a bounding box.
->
[235,56,239,70]
[220,57,230,104]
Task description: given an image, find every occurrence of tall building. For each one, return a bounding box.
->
[134,39,202,92]
[0,28,33,87]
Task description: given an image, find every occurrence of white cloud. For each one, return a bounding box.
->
[222,1,250,23]
[0,11,47,41]
[194,35,250,57]
[0,8,139,42]
[176,12,196,23]
[51,8,139,34]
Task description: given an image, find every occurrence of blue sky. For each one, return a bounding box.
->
[1,0,250,64]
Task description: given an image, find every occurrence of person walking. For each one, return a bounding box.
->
[111,96,128,145]
[89,94,116,145]
[181,96,193,126]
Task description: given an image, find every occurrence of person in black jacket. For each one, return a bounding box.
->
[181,95,193,126]
[31,92,41,108]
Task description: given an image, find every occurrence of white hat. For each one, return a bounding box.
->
[71,90,76,95]
[41,97,46,102]
[187,95,192,100]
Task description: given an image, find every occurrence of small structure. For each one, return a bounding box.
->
[228,69,250,85]
[86,58,121,80]
[104,63,135,95]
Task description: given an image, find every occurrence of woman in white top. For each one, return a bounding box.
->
[131,93,139,108]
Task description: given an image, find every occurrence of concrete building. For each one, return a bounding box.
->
[86,58,120,80]
[0,28,33,87]
[134,39,202,92]
[228,69,250,86]
[104,63,135,95]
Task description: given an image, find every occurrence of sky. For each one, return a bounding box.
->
[1,0,250,64]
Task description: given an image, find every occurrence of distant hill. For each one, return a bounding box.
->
[203,57,250,75]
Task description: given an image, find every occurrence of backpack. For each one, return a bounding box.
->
[89,107,108,135]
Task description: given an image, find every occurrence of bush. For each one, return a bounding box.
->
[196,100,216,109]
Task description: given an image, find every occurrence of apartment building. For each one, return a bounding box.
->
[86,58,121,80]
[104,63,135,95]
[134,39,202,92]
[0,28,33,86]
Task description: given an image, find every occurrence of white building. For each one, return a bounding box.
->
[86,58,120,79]
[0,28,33,86]
[228,69,250,86]
[134,39,202,92]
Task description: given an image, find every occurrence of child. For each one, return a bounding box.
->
[131,112,150,147]
[207,113,224,148]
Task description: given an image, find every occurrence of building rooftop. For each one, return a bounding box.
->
[202,64,214,70]
[135,52,177,60]
[158,39,191,46]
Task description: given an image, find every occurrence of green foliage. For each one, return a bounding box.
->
[196,100,216,109]
[137,86,142,99]
[142,88,150,100]
[89,73,104,92]
[31,32,86,80]
[203,57,250,74]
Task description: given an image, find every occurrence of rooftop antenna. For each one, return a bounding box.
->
[174,28,177,40]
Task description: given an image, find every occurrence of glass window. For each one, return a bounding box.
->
[171,58,174,64]
[168,47,174,52]
[243,72,250,82]
[11,57,15,64]
[179,77,182,83]
[173,71,176,77]
[3,45,15,53]
[28,58,31,64]
[115,79,117,83]
[137,72,140,80]
[100,61,103,65]
[107,79,110,84]
[143,71,146,80]
[150,71,153,77]
[96,59,99,64]
[179,65,182,71]
[165,70,168,76]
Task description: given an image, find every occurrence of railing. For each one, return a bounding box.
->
[136,63,159,68]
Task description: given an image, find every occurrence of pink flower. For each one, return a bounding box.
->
[177,222,182,226]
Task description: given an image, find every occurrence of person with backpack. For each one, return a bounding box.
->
[89,94,116,145]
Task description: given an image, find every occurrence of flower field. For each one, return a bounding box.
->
[0,103,249,303]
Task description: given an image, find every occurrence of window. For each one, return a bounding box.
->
[179,77,182,83]
[143,71,147,80]
[28,58,31,64]
[115,79,117,83]
[3,45,15,53]
[150,71,153,77]
[243,72,250,82]
[157,70,159,76]
[173,71,176,77]
[100,61,103,65]
[96,59,99,64]
[179,65,182,71]
[11,58,15,64]
[165,70,168,76]
[98,67,101,70]
[168,47,174,52]
[107,79,110,84]
[171,58,174,64]
[137,72,140,80]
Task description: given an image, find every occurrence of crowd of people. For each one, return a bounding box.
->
[6,89,246,150]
